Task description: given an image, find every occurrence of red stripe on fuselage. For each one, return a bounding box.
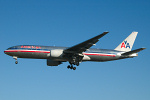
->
[83,53,116,57]
[4,50,50,53]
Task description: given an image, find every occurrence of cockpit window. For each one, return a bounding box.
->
[8,46,15,49]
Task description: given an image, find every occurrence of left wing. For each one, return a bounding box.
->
[64,32,109,54]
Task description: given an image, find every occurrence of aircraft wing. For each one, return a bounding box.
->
[64,32,109,53]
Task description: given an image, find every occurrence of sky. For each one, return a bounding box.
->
[0,0,150,100]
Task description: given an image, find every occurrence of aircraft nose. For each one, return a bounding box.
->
[4,49,8,54]
[4,48,10,55]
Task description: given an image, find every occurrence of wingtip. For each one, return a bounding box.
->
[104,31,109,33]
[102,31,109,34]
[141,47,146,50]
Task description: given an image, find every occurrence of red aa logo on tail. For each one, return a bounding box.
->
[121,41,130,48]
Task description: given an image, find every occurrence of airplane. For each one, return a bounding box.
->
[4,31,146,70]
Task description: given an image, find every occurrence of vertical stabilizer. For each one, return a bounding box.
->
[114,32,138,52]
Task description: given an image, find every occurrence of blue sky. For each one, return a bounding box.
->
[0,0,150,100]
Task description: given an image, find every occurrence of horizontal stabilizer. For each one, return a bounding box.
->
[121,48,146,56]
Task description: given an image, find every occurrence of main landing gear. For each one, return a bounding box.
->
[66,56,82,70]
[67,61,80,70]
[67,65,76,70]
[13,56,18,64]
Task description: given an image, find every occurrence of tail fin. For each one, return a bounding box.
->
[114,32,138,52]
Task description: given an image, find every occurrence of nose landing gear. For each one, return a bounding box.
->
[13,56,18,64]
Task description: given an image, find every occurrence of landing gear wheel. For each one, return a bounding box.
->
[67,62,77,70]
[15,61,18,64]
[73,67,76,70]
[70,66,73,69]
[67,65,70,69]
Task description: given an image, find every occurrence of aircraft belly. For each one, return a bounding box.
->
[85,55,119,61]
[8,52,49,59]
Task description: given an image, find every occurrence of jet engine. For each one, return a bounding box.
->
[47,59,62,66]
[50,49,63,57]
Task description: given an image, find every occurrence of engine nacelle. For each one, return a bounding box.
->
[50,49,63,57]
[47,59,62,66]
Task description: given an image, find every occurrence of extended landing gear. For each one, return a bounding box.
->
[13,56,18,64]
[67,61,80,70]
[67,65,76,70]
[65,55,82,70]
